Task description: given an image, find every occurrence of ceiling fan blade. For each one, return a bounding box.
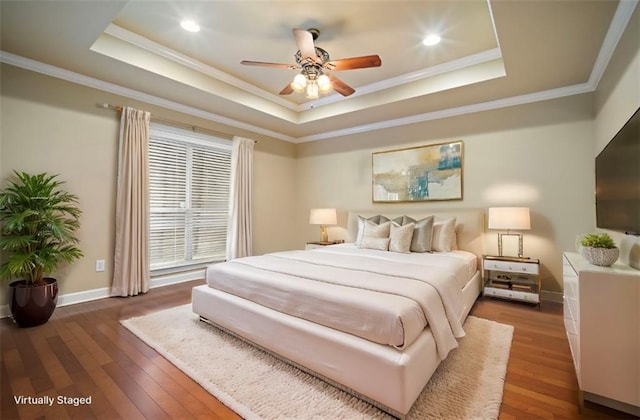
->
[241,60,299,70]
[279,83,294,95]
[328,74,355,97]
[325,55,382,71]
[293,28,317,62]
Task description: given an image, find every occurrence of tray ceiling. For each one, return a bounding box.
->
[0,0,632,142]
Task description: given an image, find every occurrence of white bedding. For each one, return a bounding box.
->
[318,243,478,289]
[205,245,477,359]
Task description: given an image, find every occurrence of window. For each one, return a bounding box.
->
[148,123,232,271]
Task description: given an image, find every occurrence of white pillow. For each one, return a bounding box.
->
[432,218,456,252]
[362,220,391,239]
[360,236,390,251]
[389,222,415,253]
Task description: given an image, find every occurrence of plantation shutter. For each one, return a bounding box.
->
[148,123,232,271]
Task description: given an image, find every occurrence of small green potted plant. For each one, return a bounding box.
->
[579,233,619,267]
[0,171,83,327]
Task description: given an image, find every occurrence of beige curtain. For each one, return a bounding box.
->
[111,107,151,297]
[226,136,254,260]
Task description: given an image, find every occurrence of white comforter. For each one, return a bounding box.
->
[205,245,474,359]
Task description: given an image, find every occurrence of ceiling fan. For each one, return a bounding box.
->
[241,28,382,98]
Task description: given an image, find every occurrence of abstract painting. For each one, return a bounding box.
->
[372,140,463,202]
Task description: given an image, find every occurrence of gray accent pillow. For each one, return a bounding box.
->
[411,216,435,252]
[392,215,416,226]
[392,215,434,252]
[356,214,390,245]
[368,214,390,224]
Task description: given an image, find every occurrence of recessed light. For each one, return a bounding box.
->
[181,19,200,33]
[422,34,441,46]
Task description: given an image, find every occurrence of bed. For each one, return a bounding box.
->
[192,209,485,418]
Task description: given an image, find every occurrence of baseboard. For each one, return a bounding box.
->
[0,304,10,319]
[540,289,563,303]
[0,269,204,319]
[585,391,640,417]
[1,274,565,319]
[149,269,205,289]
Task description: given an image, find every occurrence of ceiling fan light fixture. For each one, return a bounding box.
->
[306,80,319,99]
[317,74,332,93]
[241,27,380,98]
[291,74,307,93]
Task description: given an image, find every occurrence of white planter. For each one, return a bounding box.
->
[580,247,619,267]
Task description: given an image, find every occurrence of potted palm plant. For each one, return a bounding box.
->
[0,171,83,327]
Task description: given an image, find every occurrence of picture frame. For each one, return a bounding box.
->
[372,140,463,202]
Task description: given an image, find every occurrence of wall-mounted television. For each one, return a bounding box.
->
[595,107,640,235]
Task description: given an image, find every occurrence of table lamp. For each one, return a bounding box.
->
[309,208,337,243]
[488,207,531,257]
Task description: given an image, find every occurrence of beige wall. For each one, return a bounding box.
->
[295,95,596,296]
[0,64,298,304]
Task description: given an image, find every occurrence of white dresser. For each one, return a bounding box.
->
[563,252,640,416]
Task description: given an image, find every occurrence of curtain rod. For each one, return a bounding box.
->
[98,103,258,143]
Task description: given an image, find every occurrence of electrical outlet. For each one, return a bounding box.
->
[95,259,105,272]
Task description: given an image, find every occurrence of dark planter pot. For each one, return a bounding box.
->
[9,278,58,327]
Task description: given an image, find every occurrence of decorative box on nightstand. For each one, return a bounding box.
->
[482,255,540,305]
[305,240,344,250]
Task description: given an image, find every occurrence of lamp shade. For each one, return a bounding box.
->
[317,74,332,93]
[309,208,337,225]
[291,74,307,93]
[488,207,531,230]
[306,81,319,99]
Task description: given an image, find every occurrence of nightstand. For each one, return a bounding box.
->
[482,255,541,306]
[305,240,344,250]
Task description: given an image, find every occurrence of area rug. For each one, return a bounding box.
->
[121,305,513,419]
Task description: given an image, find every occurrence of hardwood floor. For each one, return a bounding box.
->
[1,280,635,419]
[472,299,636,420]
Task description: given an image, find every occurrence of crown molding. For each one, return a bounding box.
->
[306,48,503,110]
[296,83,593,142]
[587,0,638,88]
[0,51,295,143]
[0,49,610,145]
